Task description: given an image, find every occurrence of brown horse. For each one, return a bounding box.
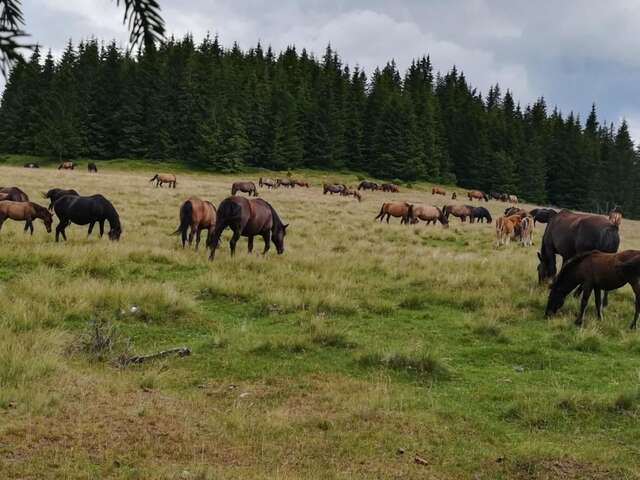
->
[432,187,446,196]
[451,192,457,200]
[88,162,98,173]
[504,207,528,217]
[341,188,362,202]
[467,190,489,202]
[410,205,448,227]
[259,177,278,189]
[520,215,534,247]
[381,183,400,193]
[58,161,75,170]
[358,181,379,191]
[231,181,258,197]
[323,184,345,195]
[443,205,473,222]
[0,187,29,202]
[495,214,524,247]
[0,201,52,235]
[545,250,640,328]
[207,197,288,260]
[277,178,294,188]
[293,179,309,188]
[173,197,217,250]
[150,174,177,188]
[375,202,413,224]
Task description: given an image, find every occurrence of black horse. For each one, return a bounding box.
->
[530,208,558,226]
[53,194,121,242]
[358,181,379,191]
[43,188,80,210]
[88,162,98,173]
[207,196,287,260]
[471,206,492,224]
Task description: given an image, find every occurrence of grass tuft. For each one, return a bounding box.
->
[359,350,450,382]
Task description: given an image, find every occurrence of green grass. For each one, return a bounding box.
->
[0,155,639,478]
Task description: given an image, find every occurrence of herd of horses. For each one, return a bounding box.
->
[3,166,640,329]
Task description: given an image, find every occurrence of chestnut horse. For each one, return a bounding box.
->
[58,161,75,170]
[173,197,216,250]
[293,180,309,188]
[0,201,52,235]
[207,197,288,260]
[231,181,258,197]
[545,250,640,328]
[375,202,413,224]
[467,190,489,202]
[150,174,177,188]
[432,187,446,196]
[0,187,29,202]
[410,205,448,227]
[495,214,523,247]
[43,188,79,210]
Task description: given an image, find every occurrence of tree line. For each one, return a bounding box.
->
[0,35,638,216]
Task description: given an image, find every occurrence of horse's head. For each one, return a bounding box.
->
[273,223,288,254]
[42,210,53,233]
[439,210,450,228]
[109,226,122,241]
[545,279,567,317]
[537,251,556,285]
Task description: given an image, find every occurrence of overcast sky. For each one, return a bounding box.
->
[7,0,640,142]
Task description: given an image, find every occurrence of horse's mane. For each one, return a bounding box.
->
[552,251,597,289]
[30,202,49,216]
[259,199,283,231]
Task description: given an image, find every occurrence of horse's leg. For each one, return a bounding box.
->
[207,222,227,261]
[188,224,195,248]
[0,216,6,233]
[194,227,201,251]
[99,220,105,237]
[28,220,34,235]
[262,231,271,255]
[630,283,640,329]
[248,235,254,253]
[386,214,390,224]
[575,285,593,327]
[229,227,241,256]
[594,288,603,320]
[87,222,95,237]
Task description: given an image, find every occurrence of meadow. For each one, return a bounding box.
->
[1,156,640,479]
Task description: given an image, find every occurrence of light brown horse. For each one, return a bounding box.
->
[259,177,278,189]
[375,202,413,224]
[293,179,309,188]
[231,181,258,196]
[173,197,217,250]
[507,194,518,203]
[410,205,448,227]
[0,201,52,234]
[432,187,446,196]
[467,190,489,202]
[443,205,473,222]
[0,187,29,202]
[495,214,524,246]
[277,178,294,188]
[58,161,75,170]
[520,215,534,247]
[150,174,177,188]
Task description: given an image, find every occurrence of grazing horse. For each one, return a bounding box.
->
[58,161,75,170]
[277,178,294,188]
[443,205,473,222]
[0,201,52,235]
[507,195,518,203]
[432,187,447,196]
[54,194,122,242]
[536,210,620,285]
[381,183,400,193]
[609,206,623,227]
[323,184,346,195]
[495,214,524,247]
[358,181,379,191]
[43,188,79,210]
[375,202,414,224]
[173,197,216,250]
[150,174,177,188]
[545,250,640,328]
[88,162,98,173]
[24,162,39,168]
[467,190,489,202]
[259,177,278,189]
[0,187,29,202]
[410,205,448,228]
[207,197,288,260]
[293,179,309,188]
[490,192,502,201]
[530,208,558,226]
[471,207,492,224]
[231,181,258,197]
[451,192,457,200]
[341,188,362,201]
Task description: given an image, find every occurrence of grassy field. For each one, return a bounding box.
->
[1,158,640,479]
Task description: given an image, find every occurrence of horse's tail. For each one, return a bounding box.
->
[173,200,193,244]
[375,203,386,220]
[149,174,157,182]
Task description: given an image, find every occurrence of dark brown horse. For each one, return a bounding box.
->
[150,174,177,188]
[323,184,346,195]
[292,179,309,188]
[43,188,79,210]
[0,201,52,235]
[530,208,558,226]
[58,161,75,170]
[231,181,258,197]
[443,205,474,222]
[358,181,379,191]
[545,250,640,328]
[470,207,492,224]
[88,162,98,173]
[207,197,288,260]
[381,183,400,193]
[375,202,414,224]
[173,197,216,250]
[0,187,29,202]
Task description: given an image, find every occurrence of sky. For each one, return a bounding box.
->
[6,0,640,142]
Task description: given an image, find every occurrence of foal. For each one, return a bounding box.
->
[545,250,640,328]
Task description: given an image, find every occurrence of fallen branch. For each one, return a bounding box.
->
[121,347,191,366]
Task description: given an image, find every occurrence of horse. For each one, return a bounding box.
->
[470,207,492,224]
[490,192,502,201]
[232,181,258,197]
[545,250,640,328]
[432,187,446,196]
[443,205,473,222]
[259,177,278,189]
[381,183,400,193]
[293,179,309,188]
[88,162,98,173]
[277,178,294,188]
[451,192,457,200]
[206,197,288,260]
[0,201,52,235]
[467,190,489,202]
[23,162,39,168]
[173,197,216,250]
[529,208,557,226]
[520,216,534,247]
[58,161,75,170]
[0,187,29,202]
[410,205,448,228]
[323,184,345,195]
[53,194,122,242]
[43,188,80,210]
[507,195,518,203]
[358,181,379,191]
[341,188,362,202]
[609,206,623,227]
[495,214,524,247]
[150,174,177,188]
[536,210,620,285]
[375,202,414,224]
[504,207,528,217]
